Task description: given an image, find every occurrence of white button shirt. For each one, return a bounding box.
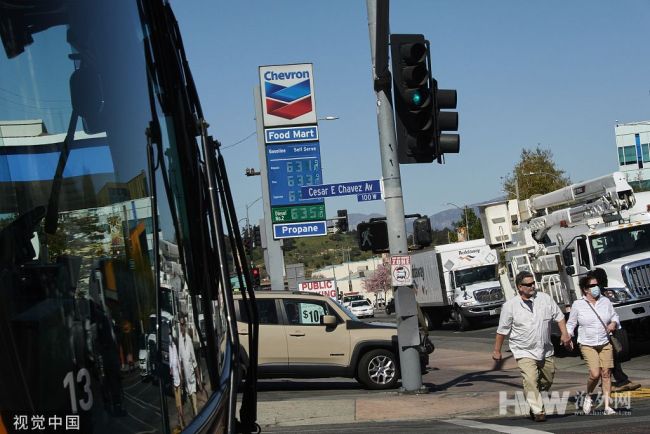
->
[179,333,198,394]
[169,339,181,388]
[497,292,565,360]
[566,296,620,346]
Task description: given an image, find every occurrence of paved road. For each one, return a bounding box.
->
[263,402,650,433]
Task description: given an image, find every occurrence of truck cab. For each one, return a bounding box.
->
[412,239,505,331]
[449,263,504,329]
[561,220,650,325]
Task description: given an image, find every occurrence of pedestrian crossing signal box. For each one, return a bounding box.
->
[357,221,389,253]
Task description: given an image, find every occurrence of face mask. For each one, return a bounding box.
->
[590,286,601,298]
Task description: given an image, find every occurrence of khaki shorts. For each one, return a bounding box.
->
[580,343,614,370]
[174,385,182,408]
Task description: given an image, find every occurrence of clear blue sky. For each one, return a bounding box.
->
[171,0,650,226]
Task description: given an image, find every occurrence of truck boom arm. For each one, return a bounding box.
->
[520,172,635,232]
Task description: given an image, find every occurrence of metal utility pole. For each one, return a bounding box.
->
[447,202,470,241]
[254,86,285,290]
[366,0,425,393]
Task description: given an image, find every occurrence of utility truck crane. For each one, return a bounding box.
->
[479,172,650,359]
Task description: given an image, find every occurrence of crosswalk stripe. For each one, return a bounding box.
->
[443,418,553,434]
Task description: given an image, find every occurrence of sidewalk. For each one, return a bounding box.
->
[251,343,650,428]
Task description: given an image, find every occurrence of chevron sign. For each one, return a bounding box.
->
[260,63,317,127]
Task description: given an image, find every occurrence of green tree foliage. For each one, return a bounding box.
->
[254,231,373,277]
[502,146,570,200]
[450,208,483,242]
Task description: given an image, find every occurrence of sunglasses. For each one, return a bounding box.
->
[586,284,599,288]
[519,282,536,287]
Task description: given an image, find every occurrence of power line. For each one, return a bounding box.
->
[221,131,256,150]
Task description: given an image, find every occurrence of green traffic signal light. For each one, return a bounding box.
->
[412,91,422,106]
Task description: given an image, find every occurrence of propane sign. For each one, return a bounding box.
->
[259,63,317,127]
[298,279,337,299]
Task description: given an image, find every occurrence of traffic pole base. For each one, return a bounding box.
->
[398,385,430,395]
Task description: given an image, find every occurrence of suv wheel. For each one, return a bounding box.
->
[357,349,398,389]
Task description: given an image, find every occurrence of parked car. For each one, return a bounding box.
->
[385,298,395,315]
[234,291,429,389]
[341,293,366,307]
[349,300,375,318]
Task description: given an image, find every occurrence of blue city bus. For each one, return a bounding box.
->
[0,1,258,433]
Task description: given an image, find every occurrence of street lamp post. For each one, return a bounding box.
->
[330,263,339,297]
[345,248,353,292]
[446,202,470,241]
[245,196,262,231]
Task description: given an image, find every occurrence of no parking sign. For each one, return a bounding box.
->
[390,255,412,286]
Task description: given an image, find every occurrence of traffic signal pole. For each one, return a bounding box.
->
[366,0,425,393]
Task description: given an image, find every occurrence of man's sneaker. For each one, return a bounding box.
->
[603,407,617,416]
[583,396,592,414]
[612,381,641,393]
[533,413,546,422]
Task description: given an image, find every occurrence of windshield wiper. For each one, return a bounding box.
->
[44,109,79,235]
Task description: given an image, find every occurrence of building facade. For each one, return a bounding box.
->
[615,121,650,191]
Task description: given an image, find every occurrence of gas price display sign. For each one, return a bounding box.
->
[266,141,324,208]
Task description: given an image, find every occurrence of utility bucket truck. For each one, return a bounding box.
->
[412,239,505,331]
[479,172,650,359]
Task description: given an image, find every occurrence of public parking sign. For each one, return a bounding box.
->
[298,279,337,299]
[391,255,412,286]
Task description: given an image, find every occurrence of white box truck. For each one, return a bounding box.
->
[412,239,505,330]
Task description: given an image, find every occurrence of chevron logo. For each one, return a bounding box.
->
[265,79,312,120]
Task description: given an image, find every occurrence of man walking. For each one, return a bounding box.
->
[179,317,200,417]
[492,271,572,422]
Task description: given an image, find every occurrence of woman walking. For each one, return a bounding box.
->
[567,271,620,415]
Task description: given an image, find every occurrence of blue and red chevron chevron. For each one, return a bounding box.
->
[265,79,312,120]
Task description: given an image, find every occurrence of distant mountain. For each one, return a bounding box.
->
[429,208,467,231]
[347,197,505,232]
[348,212,384,229]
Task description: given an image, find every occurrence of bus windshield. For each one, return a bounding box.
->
[0,1,230,431]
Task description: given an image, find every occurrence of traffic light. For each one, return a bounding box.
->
[357,221,389,253]
[413,217,432,247]
[253,225,262,247]
[390,34,459,163]
[243,227,253,255]
[390,34,434,164]
[336,209,349,233]
[251,267,261,287]
[431,80,460,161]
